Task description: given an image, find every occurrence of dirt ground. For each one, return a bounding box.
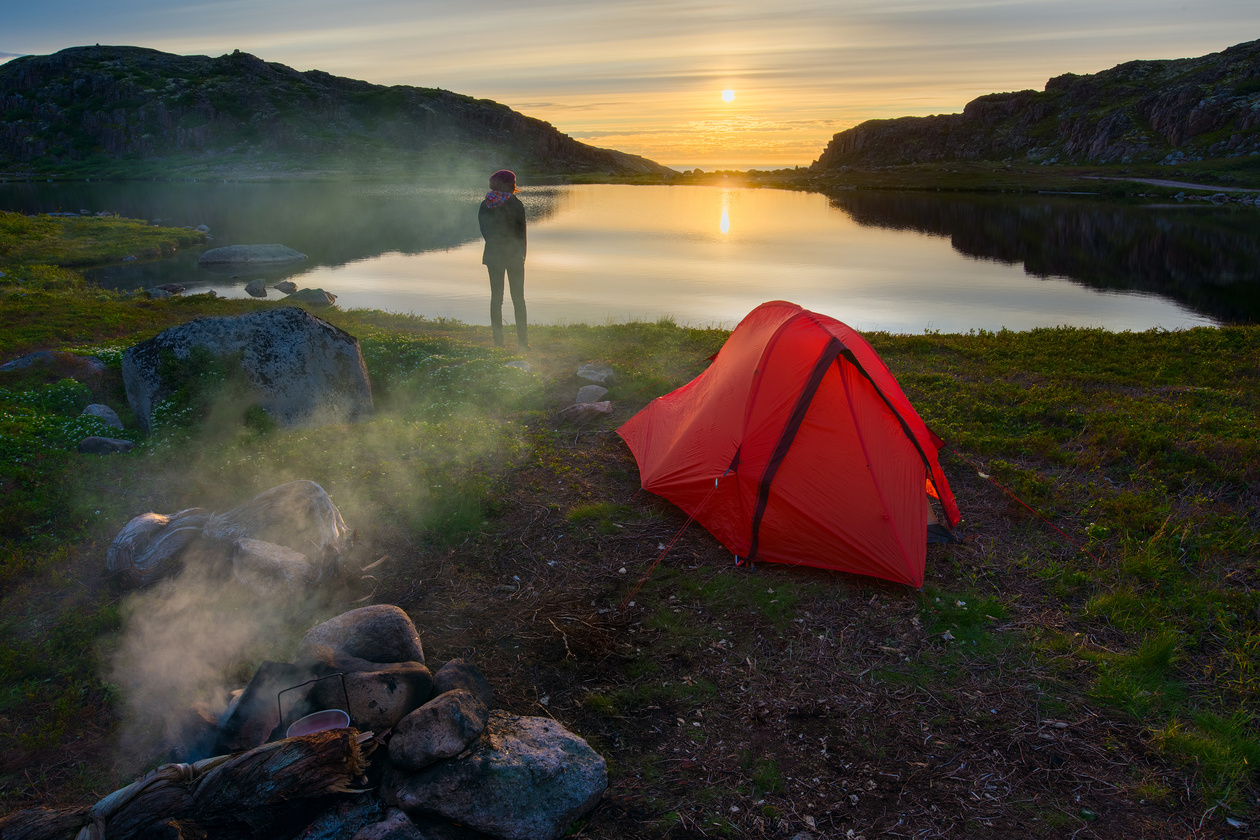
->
[366,423,1221,840]
[0,352,1238,840]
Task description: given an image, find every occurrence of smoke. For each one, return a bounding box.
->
[107,336,535,767]
[110,560,310,765]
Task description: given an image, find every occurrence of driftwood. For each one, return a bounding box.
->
[205,481,348,581]
[0,730,369,840]
[105,508,210,586]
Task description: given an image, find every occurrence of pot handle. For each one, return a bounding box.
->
[277,672,351,727]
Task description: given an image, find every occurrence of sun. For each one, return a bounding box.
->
[721,89,735,103]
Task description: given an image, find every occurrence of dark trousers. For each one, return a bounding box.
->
[487,263,528,348]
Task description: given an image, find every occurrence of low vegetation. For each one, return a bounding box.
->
[1,215,1258,837]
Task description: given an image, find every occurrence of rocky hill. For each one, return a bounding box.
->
[813,38,1260,170]
[0,45,672,178]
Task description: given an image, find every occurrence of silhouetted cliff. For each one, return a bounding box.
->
[827,191,1260,323]
[0,46,672,178]
[814,39,1260,169]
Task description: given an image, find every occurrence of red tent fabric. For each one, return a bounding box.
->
[617,301,960,587]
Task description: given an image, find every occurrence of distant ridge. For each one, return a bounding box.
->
[0,45,673,178]
[813,39,1260,170]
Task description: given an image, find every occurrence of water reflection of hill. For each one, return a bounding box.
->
[0,180,561,290]
[827,192,1260,325]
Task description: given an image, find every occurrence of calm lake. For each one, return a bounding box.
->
[3,180,1257,333]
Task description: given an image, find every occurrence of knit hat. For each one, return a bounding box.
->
[489,169,517,192]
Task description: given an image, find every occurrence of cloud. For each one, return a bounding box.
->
[2,0,1255,164]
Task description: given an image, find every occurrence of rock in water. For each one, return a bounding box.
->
[287,288,338,306]
[385,711,607,840]
[121,306,373,432]
[198,244,307,265]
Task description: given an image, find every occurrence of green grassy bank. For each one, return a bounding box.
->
[1,214,1258,836]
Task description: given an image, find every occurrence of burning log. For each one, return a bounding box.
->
[0,730,369,840]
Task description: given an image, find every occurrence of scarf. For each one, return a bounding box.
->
[484,190,513,209]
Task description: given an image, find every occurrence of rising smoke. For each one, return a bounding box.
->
[107,341,531,767]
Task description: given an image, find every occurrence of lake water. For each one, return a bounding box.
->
[2,180,1256,333]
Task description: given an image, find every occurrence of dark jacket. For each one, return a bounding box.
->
[478,195,527,267]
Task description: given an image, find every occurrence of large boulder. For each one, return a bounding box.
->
[198,244,307,266]
[384,711,607,840]
[121,306,373,432]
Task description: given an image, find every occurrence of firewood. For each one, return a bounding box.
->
[0,730,367,840]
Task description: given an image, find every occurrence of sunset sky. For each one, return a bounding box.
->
[3,1,1256,169]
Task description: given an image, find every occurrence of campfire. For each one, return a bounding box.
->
[0,484,608,840]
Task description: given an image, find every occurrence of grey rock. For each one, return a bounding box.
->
[121,306,373,432]
[575,384,608,403]
[194,225,210,234]
[156,283,185,294]
[576,363,615,385]
[321,660,433,732]
[504,360,531,372]
[432,659,494,709]
[244,278,269,297]
[198,244,308,265]
[231,538,314,598]
[145,287,172,299]
[297,605,426,666]
[274,280,299,294]
[81,403,123,429]
[287,287,338,306]
[556,401,612,425]
[385,710,607,840]
[352,809,425,840]
[296,795,385,840]
[389,689,489,771]
[0,350,107,384]
[78,435,134,454]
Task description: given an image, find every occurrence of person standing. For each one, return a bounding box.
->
[478,169,528,349]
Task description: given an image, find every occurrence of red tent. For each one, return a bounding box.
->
[617,301,960,587]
